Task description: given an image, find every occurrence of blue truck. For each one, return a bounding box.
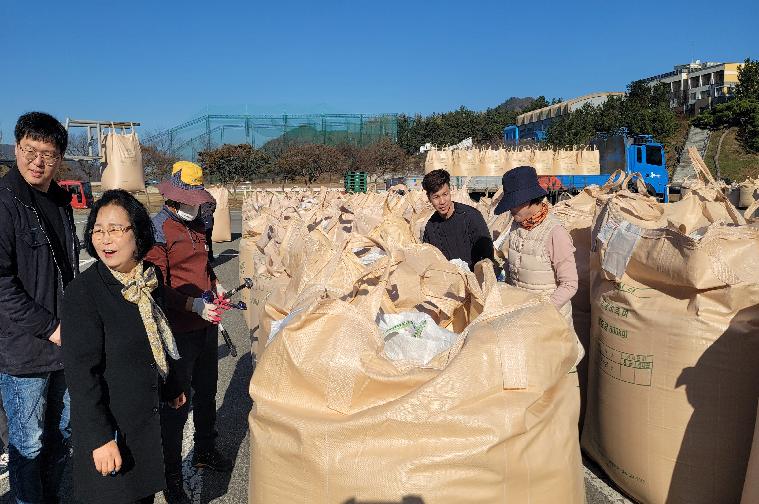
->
[495,126,669,202]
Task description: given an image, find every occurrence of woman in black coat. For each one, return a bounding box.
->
[61,190,185,504]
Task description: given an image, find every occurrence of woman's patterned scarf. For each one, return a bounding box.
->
[109,261,180,380]
[520,202,549,231]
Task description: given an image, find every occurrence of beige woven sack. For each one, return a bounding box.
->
[383,244,483,332]
[552,149,580,174]
[249,258,584,504]
[451,150,480,177]
[739,178,759,208]
[582,186,759,504]
[478,149,506,177]
[532,149,554,175]
[509,148,534,171]
[239,237,291,356]
[207,186,232,242]
[101,127,145,192]
[424,149,454,174]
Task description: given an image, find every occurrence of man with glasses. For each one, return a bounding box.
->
[0,112,78,503]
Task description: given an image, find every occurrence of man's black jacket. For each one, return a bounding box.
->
[0,165,79,374]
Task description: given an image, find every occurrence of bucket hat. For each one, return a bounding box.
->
[494,165,548,215]
[157,161,214,206]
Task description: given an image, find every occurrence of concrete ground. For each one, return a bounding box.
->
[0,210,632,504]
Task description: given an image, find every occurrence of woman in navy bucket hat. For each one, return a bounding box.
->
[494,166,548,217]
[494,166,580,343]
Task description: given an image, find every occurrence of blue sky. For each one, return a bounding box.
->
[0,0,756,142]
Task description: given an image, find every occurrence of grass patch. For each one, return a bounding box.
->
[704,128,759,182]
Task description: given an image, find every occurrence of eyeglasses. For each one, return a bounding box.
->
[18,145,61,166]
[90,225,133,241]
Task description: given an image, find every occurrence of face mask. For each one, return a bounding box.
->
[176,204,199,222]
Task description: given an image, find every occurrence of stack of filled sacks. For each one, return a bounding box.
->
[424,146,601,176]
[247,233,585,503]
[582,177,759,504]
[240,188,437,354]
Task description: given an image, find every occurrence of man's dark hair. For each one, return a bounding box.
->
[84,190,155,261]
[14,112,68,155]
[422,169,451,195]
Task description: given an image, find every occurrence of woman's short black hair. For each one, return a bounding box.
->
[422,169,451,195]
[84,190,155,261]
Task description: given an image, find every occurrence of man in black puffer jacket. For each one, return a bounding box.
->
[0,112,79,504]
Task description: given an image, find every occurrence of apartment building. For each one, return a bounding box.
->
[641,60,743,113]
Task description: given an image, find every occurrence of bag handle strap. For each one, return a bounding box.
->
[622,172,649,195]
[744,199,759,220]
[688,147,718,185]
[601,169,626,191]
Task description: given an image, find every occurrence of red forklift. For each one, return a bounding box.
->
[58,180,94,209]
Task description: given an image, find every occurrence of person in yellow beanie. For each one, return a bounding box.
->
[146,162,231,504]
[170,162,217,262]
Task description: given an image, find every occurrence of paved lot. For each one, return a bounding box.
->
[0,210,631,503]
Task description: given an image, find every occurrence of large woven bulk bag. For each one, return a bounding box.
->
[478,149,506,177]
[726,183,741,208]
[451,189,478,209]
[100,128,145,192]
[576,147,601,175]
[410,208,434,242]
[553,149,580,175]
[739,178,759,208]
[259,234,385,357]
[424,149,453,174]
[511,148,534,171]
[249,264,584,504]
[502,149,518,171]
[207,185,232,242]
[532,149,554,175]
[745,199,759,222]
[238,237,258,331]
[582,188,759,504]
[451,149,480,176]
[239,236,292,356]
[382,244,483,332]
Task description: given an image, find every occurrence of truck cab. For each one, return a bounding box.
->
[589,132,668,198]
[58,180,94,209]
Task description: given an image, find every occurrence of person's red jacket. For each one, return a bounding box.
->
[146,207,217,334]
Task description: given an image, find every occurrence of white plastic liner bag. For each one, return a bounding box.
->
[378,311,458,366]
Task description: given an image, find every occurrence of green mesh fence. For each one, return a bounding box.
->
[144,111,399,161]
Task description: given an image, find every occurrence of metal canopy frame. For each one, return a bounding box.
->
[64,119,141,162]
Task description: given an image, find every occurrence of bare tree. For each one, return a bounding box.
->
[140,129,180,182]
[64,132,100,180]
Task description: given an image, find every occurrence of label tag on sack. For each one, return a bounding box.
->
[597,220,642,280]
